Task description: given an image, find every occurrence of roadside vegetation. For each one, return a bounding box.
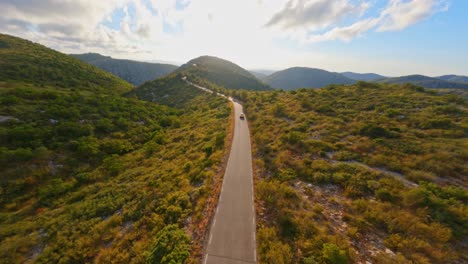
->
[243,82,467,263]
[0,34,231,263]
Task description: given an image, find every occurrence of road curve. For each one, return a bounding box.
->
[204,101,257,264]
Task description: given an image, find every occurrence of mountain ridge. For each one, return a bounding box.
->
[264,67,356,90]
[377,74,468,89]
[437,74,468,83]
[71,53,178,85]
[341,71,386,81]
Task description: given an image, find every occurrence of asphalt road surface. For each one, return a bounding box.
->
[204,101,257,264]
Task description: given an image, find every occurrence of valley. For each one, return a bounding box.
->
[1,31,466,264]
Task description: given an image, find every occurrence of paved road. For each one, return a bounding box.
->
[182,78,257,263]
[204,101,257,264]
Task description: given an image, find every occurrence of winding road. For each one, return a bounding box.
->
[184,78,257,264]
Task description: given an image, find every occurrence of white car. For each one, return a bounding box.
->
[240,113,245,120]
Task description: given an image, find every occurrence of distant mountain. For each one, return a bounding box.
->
[341,71,386,81]
[249,71,268,80]
[437,75,468,83]
[377,74,468,89]
[264,67,356,90]
[71,53,178,85]
[252,69,276,75]
[176,56,271,91]
[249,69,276,80]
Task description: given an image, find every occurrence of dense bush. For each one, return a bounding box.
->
[0,33,231,262]
[244,83,467,263]
[147,225,190,264]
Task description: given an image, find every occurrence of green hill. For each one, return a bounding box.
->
[243,82,467,263]
[0,34,231,263]
[265,67,356,90]
[0,34,132,93]
[71,53,178,85]
[128,73,210,108]
[176,56,271,91]
[437,74,468,83]
[378,74,468,89]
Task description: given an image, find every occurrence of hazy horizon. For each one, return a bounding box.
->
[1,0,467,76]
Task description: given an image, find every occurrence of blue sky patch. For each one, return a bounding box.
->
[101,8,126,30]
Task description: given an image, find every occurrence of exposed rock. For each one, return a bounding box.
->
[385,248,395,256]
[0,115,18,122]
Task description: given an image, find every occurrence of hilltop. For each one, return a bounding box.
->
[176,56,271,91]
[264,67,355,90]
[378,74,468,89]
[71,53,178,85]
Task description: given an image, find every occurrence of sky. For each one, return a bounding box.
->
[0,0,467,76]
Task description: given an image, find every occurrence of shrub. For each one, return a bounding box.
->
[257,227,293,264]
[147,225,190,264]
[322,243,348,264]
[359,124,394,138]
[273,103,287,117]
[420,118,453,129]
[278,210,299,238]
[406,170,436,183]
[75,136,100,158]
[102,155,123,176]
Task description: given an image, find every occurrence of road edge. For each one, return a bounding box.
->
[187,99,236,263]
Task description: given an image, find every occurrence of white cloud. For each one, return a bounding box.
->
[266,0,370,30]
[308,18,380,42]
[0,0,452,74]
[0,0,155,55]
[305,0,447,43]
[377,0,446,31]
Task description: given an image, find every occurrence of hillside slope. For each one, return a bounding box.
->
[0,34,231,263]
[265,67,356,90]
[341,71,386,81]
[0,34,132,93]
[71,53,178,85]
[176,56,271,91]
[378,74,468,89]
[244,82,467,263]
[128,73,208,108]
